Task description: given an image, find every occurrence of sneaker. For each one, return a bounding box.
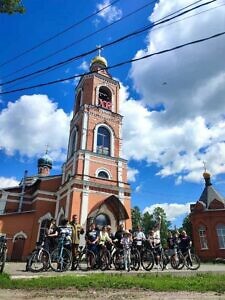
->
[165,265,169,270]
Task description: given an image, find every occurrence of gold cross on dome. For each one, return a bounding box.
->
[96,45,103,56]
[203,161,207,172]
[45,144,49,155]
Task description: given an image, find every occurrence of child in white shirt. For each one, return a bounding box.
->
[121,230,133,271]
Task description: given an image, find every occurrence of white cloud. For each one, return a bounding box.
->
[127,167,139,182]
[78,61,89,72]
[117,0,225,184]
[0,176,19,188]
[97,0,122,23]
[0,94,72,162]
[143,202,191,221]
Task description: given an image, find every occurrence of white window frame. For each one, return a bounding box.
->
[93,123,114,157]
[216,224,225,249]
[198,225,208,250]
[96,168,112,179]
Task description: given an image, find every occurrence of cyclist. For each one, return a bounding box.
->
[70,214,84,270]
[55,219,72,251]
[133,225,146,252]
[121,230,133,271]
[44,218,57,252]
[85,223,99,256]
[99,225,112,247]
[148,216,162,269]
[178,230,192,255]
[114,224,124,249]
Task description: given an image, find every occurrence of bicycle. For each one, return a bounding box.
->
[76,245,96,271]
[169,246,185,270]
[50,234,72,272]
[27,240,50,272]
[138,240,155,271]
[0,235,7,273]
[183,247,200,270]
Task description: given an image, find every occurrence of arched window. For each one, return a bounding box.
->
[75,90,82,112]
[98,86,112,110]
[39,219,49,242]
[216,224,225,249]
[198,226,208,249]
[68,129,77,158]
[95,213,111,229]
[97,171,109,179]
[97,126,110,156]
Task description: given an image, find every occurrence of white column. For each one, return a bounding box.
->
[80,187,89,226]
[83,153,90,181]
[65,189,71,218]
[81,111,88,150]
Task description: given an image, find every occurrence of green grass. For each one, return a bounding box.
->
[0,273,225,293]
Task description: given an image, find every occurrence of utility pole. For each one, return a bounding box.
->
[18,170,28,213]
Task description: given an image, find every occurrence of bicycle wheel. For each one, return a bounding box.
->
[185,253,200,270]
[28,249,50,273]
[159,250,168,270]
[170,252,185,270]
[99,250,110,271]
[78,249,95,271]
[112,249,124,270]
[141,249,154,271]
[50,248,71,272]
[130,249,140,271]
[0,249,6,273]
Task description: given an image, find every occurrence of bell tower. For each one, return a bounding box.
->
[60,52,131,231]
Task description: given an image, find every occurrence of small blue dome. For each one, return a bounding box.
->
[38,154,52,169]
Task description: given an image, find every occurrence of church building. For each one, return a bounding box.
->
[190,171,225,261]
[0,54,132,261]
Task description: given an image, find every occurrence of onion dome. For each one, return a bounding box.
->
[91,55,107,67]
[38,153,52,169]
[203,171,211,187]
[90,54,108,72]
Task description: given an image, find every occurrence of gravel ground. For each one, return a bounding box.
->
[1,288,225,300]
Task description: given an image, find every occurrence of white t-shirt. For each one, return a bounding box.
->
[135,231,146,246]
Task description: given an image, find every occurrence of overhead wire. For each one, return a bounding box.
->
[10,0,223,90]
[0,29,224,95]
[1,0,159,81]
[0,0,120,68]
[1,0,218,87]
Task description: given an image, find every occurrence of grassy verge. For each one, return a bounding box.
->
[0,273,225,293]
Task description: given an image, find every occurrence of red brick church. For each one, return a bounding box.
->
[190,171,225,261]
[0,54,132,261]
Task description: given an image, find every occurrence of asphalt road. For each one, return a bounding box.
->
[3,262,225,279]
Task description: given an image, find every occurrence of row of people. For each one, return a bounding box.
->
[43,215,192,271]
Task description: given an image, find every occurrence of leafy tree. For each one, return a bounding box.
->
[0,0,25,14]
[142,211,154,235]
[182,214,193,239]
[131,206,142,232]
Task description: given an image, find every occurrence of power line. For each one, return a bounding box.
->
[1,0,217,87]
[2,0,158,81]
[1,29,224,95]
[11,0,222,90]
[0,0,120,68]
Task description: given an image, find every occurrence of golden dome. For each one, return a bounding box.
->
[203,171,211,179]
[91,55,108,68]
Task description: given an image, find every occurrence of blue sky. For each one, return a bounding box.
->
[1,0,225,227]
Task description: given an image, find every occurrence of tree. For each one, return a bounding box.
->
[131,206,142,231]
[0,0,25,14]
[142,211,154,235]
[182,214,193,239]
